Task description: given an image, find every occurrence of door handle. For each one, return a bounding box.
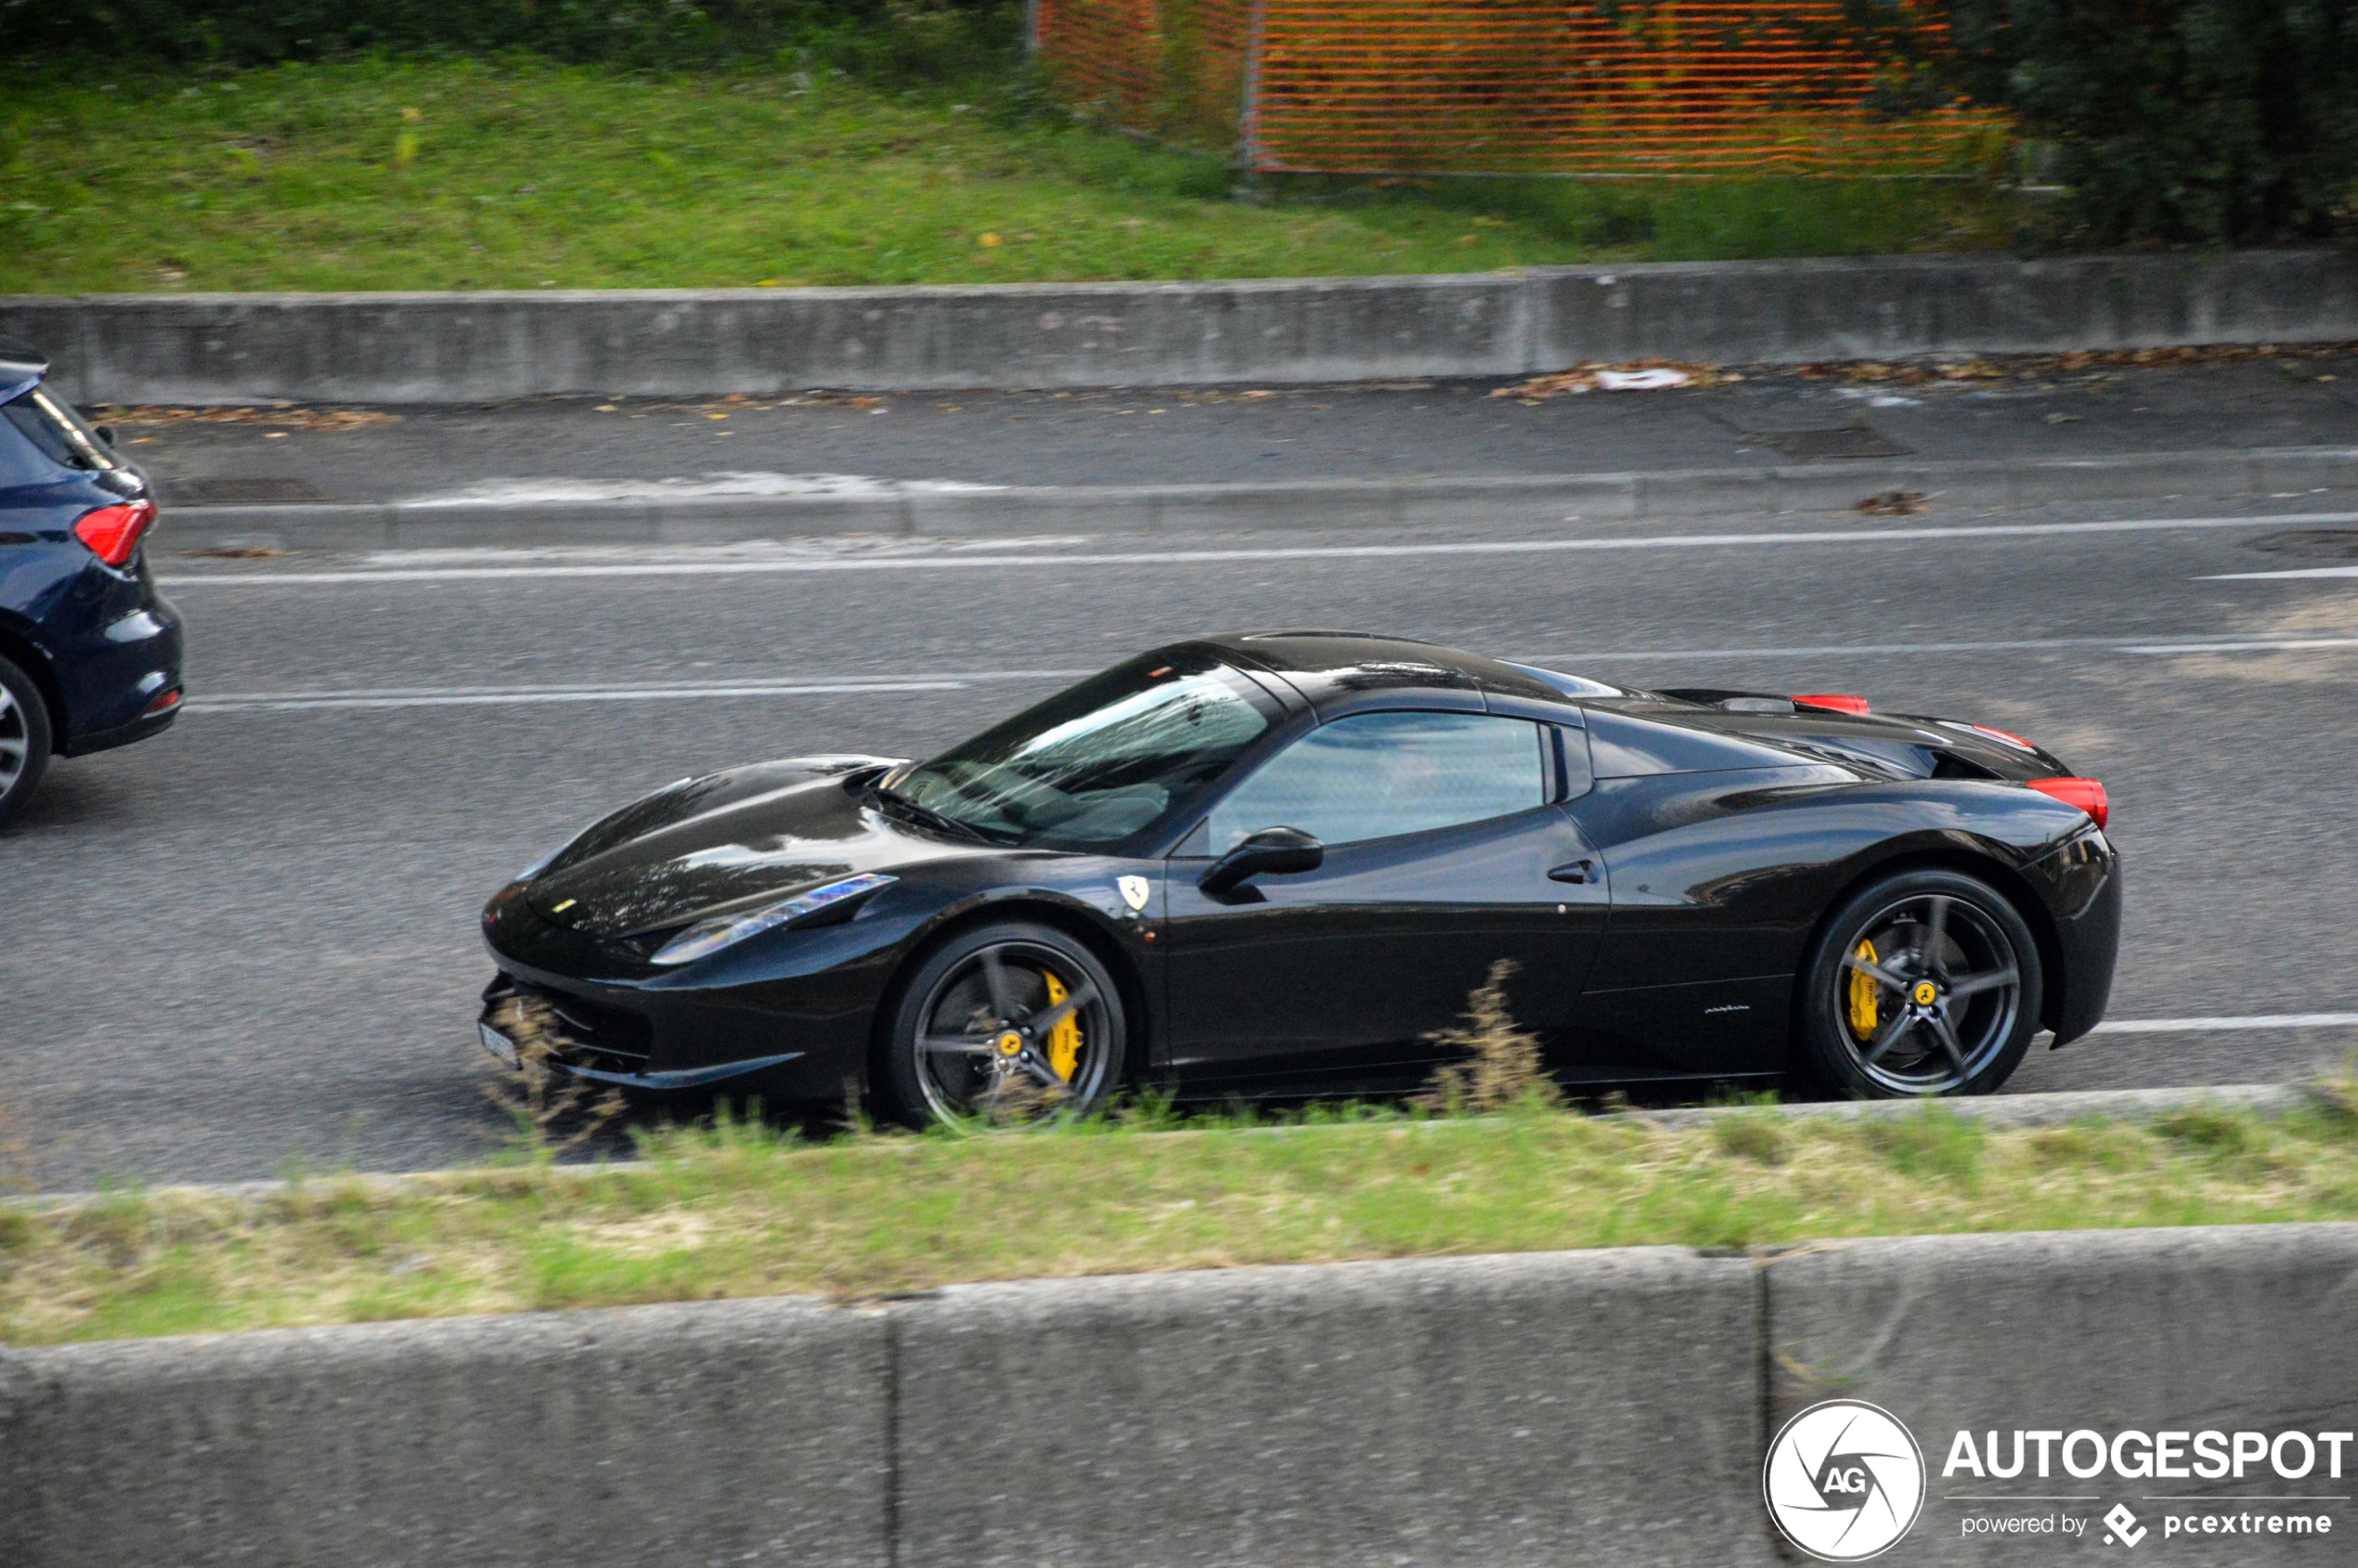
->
[1548,860,1593,885]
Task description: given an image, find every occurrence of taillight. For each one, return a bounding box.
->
[1793,693,1870,715]
[2026,776,2107,830]
[72,499,156,567]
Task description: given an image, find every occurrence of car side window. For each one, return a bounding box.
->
[1205,710,1548,850]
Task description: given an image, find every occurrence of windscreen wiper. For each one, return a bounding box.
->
[869,783,994,844]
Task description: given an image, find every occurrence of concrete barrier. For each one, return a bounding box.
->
[7,249,2357,404]
[6,1225,2357,1566]
[0,1297,893,1568]
[894,1250,1767,1568]
[1768,1225,2358,1566]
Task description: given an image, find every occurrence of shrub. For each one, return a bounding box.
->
[1894,0,2358,242]
[0,0,1023,81]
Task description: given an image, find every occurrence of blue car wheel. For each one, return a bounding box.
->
[0,652,53,828]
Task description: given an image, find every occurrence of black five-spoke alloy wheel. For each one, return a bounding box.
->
[878,922,1126,1128]
[1796,869,2043,1098]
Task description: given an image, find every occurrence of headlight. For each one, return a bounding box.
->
[649,874,898,966]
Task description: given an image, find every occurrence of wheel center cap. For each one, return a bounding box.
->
[994,1030,1025,1058]
[1912,980,1940,1006]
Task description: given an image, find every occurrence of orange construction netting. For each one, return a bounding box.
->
[1034,1,2003,176]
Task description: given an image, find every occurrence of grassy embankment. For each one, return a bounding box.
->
[0,58,2023,294]
[6,1091,2357,1347]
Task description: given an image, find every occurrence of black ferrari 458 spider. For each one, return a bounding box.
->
[479,632,2118,1123]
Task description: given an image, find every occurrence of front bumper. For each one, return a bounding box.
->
[475,876,909,1101]
[477,973,807,1092]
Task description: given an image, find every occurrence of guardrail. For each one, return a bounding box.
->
[7,1222,2355,1566]
[6,249,2356,404]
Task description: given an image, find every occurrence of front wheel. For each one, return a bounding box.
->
[876,922,1127,1129]
[1795,869,2042,1098]
[0,654,54,831]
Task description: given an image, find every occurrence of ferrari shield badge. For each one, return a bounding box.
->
[1117,875,1151,914]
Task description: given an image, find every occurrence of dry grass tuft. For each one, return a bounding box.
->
[1710,1114,1792,1166]
[1417,960,1561,1114]
[0,1102,32,1195]
[478,994,627,1156]
[973,1070,1068,1129]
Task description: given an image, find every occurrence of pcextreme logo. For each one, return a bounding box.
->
[1764,1400,1928,1562]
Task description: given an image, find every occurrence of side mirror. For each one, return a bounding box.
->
[94,424,117,447]
[1199,825,1323,898]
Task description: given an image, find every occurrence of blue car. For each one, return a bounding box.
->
[0,337,183,827]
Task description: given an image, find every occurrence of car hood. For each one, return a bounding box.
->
[523,755,978,939]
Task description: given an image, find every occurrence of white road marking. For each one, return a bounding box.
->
[2091,1014,2358,1034]
[157,510,2358,588]
[180,629,2358,713]
[2121,637,2358,654]
[1537,636,2358,660]
[2203,565,2358,580]
[189,679,976,712]
[408,472,1004,508]
[361,536,1093,567]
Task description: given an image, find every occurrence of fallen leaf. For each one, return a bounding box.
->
[1856,490,1926,517]
[90,406,400,431]
[1493,360,1726,401]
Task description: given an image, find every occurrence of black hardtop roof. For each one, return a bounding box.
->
[1189,630,1576,709]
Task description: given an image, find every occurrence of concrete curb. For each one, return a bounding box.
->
[1620,1081,2308,1130]
[157,445,2358,551]
[7,1224,2357,1566]
[10,249,2358,403]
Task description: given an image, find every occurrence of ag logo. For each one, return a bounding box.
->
[1116,875,1151,914]
[1763,1400,1926,1562]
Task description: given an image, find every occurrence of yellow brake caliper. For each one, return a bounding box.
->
[1847,939,1880,1041]
[1043,971,1082,1082]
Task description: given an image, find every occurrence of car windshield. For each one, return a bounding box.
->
[885,652,1280,849]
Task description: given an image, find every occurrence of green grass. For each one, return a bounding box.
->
[7,1095,2358,1346]
[0,58,2023,294]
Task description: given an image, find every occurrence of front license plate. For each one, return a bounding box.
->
[478,1020,519,1067]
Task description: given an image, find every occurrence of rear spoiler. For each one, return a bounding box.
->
[0,333,47,404]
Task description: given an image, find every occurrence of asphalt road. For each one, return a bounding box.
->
[7,495,2358,1187]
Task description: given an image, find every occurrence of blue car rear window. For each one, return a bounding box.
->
[0,393,78,486]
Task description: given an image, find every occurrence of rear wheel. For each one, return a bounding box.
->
[876,922,1127,1129]
[1795,869,2041,1098]
[0,654,53,831]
